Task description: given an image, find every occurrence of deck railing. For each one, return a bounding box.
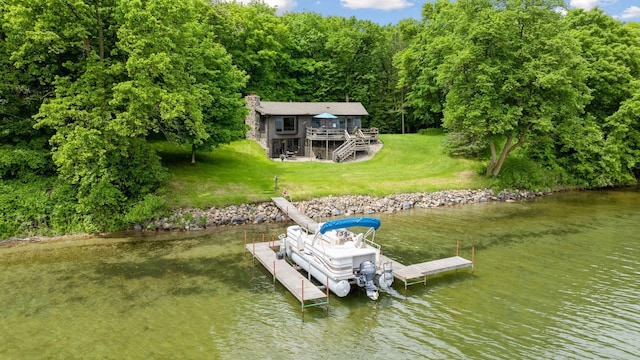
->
[306,127,379,141]
[306,127,346,140]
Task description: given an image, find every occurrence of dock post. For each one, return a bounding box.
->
[244,231,247,246]
[326,276,330,311]
[471,246,475,274]
[301,279,305,313]
[456,241,459,256]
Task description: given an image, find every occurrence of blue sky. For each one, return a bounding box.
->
[247,0,640,24]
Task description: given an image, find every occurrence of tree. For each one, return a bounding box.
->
[399,0,590,177]
[3,0,249,231]
[281,12,334,101]
[395,13,447,131]
[207,1,289,99]
[112,0,248,163]
[557,9,640,185]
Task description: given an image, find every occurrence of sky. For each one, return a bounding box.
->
[241,0,640,24]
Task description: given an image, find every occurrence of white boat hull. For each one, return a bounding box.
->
[289,250,351,297]
[281,220,393,300]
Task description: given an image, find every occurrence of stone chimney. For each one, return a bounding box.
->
[246,93,260,108]
[245,94,261,140]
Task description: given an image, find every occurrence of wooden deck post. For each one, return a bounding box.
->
[471,247,475,274]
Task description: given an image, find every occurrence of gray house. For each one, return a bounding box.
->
[245,94,378,161]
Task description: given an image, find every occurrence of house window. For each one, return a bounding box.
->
[275,116,296,133]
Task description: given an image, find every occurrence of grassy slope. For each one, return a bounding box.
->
[154,134,489,209]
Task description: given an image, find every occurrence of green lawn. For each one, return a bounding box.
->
[153,134,489,209]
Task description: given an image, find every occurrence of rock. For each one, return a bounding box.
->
[143,188,547,232]
[231,216,245,225]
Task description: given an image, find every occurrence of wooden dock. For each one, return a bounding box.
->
[272,197,319,233]
[272,196,475,289]
[382,254,474,289]
[245,241,329,311]
[246,197,474,308]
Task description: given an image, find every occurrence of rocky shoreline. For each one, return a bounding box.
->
[144,189,550,232]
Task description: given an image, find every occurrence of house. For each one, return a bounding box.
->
[245,94,378,162]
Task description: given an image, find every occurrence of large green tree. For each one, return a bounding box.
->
[112,0,248,163]
[398,0,590,177]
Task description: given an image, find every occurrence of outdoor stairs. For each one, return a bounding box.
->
[332,131,369,162]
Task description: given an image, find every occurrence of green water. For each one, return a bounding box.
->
[1,189,639,359]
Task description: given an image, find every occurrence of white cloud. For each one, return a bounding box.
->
[620,6,640,19]
[268,0,298,13]
[569,0,600,10]
[232,0,298,14]
[340,0,414,11]
[554,6,568,16]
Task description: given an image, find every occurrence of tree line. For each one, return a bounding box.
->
[1,0,639,237]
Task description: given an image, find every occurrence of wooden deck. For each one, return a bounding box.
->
[272,197,319,233]
[382,254,474,289]
[246,241,328,311]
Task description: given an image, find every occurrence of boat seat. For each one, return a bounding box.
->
[354,234,364,248]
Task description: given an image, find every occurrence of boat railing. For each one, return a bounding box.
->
[362,238,381,251]
[362,228,381,250]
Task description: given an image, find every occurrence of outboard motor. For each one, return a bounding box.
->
[356,261,379,300]
[376,264,394,291]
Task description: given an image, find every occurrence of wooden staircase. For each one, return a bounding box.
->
[332,130,370,162]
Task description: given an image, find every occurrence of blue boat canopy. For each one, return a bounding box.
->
[319,217,381,234]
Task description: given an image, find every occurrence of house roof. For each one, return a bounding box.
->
[254,101,368,116]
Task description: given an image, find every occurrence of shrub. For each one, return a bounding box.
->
[123,194,169,227]
[0,146,55,180]
[488,155,564,191]
[443,131,489,158]
[0,178,59,238]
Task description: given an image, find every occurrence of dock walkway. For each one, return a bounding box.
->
[272,197,319,233]
[246,241,329,311]
[381,254,474,289]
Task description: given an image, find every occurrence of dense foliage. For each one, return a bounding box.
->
[397,0,640,186]
[1,0,247,236]
[1,0,639,238]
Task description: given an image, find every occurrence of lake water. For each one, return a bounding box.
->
[1,189,639,359]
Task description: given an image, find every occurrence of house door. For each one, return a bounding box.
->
[271,139,283,158]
